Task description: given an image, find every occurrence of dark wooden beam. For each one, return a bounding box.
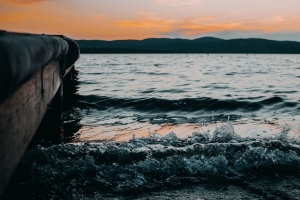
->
[0,60,68,196]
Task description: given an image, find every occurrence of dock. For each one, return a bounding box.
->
[0,31,80,196]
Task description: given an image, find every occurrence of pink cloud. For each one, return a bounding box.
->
[153,0,201,6]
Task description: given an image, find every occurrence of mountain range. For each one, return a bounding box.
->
[76,37,300,54]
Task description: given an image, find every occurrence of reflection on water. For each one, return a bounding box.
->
[77,117,300,142]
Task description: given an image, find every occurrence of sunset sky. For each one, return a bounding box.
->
[0,0,300,41]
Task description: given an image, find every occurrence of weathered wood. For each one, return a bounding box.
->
[0,60,62,196]
[0,31,69,103]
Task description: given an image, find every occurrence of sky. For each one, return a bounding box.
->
[0,0,300,41]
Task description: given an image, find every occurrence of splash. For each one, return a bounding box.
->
[276,123,291,141]
[5,122,300,199]
[211,121,240,142]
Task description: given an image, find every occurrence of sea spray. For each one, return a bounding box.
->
[5,122,300,199]
[211,121,240,142]
[277,123,291,141]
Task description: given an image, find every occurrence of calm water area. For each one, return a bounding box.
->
[4,54,300,199]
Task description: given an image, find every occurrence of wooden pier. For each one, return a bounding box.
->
[0,31,80,197]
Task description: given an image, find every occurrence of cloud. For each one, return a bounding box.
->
[0,12,41,21]
[115,12,176,34]
[116,15,266,37]
[1,1,299,41]
[153,0,201,6]
[274,16,283,22]
[116,18,174,29]
[113,12,300,41]
[0,0,45,6]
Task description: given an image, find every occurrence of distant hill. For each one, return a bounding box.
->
[76,37,300,54]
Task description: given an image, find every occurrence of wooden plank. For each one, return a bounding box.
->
[0,60,62,196]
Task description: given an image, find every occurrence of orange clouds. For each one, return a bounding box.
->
[1,11,299,40]
[0,9,159,40]
[116,15,174,32]
[0,0,45,5]
[113,14,300,39]
[181,23,244,35]
[0,12,47,21]
[0,0,300,40]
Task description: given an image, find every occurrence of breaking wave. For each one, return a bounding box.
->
[5,122,300,199]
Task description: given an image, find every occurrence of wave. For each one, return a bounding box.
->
[5,122,300,198]
[78,95,298,113]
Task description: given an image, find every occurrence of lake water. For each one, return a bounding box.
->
[4,54,300,199]
[75,54,300,141]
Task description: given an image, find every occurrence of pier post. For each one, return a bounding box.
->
[0,32,80,197]
[0,60,62,196]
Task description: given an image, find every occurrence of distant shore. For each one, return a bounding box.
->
[77,37,300,54]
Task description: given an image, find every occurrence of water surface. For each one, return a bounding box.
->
[75,54,300,141]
